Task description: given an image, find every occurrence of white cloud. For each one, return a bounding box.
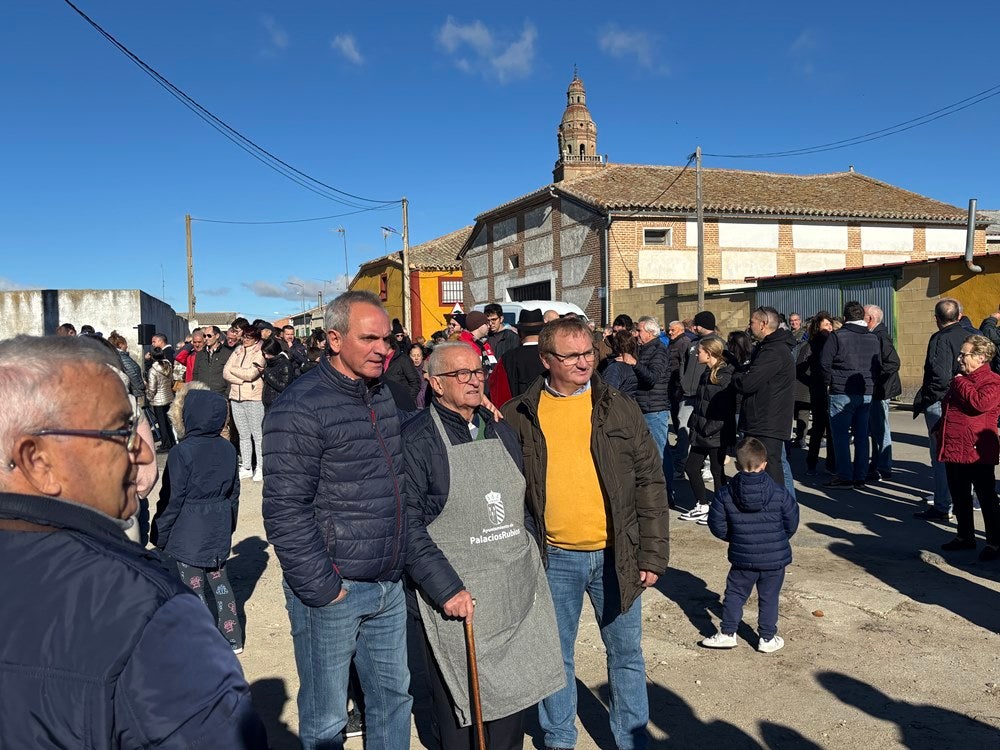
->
[789,29,817,76]
[331,34,365,65]
[198,286,232,297]
[597,25,667,74]
[0,277,28,291]
[261,15,289,55]
[437,17,537,84]
[243,275,348,302]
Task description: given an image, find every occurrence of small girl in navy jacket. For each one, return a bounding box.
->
[152,387,244,653]
[702,436,799,653]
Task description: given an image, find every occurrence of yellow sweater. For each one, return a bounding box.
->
[538,388,608,550]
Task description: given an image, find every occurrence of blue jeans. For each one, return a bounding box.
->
[868,399,893,476]
[643,410,674,498]
[924,401,952,513]
[720,567,786,640]
[828,393,873,482]
[780,444,796,501]
[541,547,648,750]
[283,579,412,750]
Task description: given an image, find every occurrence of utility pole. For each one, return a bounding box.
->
[185,214,196,321]
[401,197,411,333]
[336,226,348,288]
[695,147,705,310]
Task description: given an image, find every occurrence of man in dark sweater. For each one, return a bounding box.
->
[820,301,883,488]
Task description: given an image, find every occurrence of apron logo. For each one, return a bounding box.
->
[485,491,505,525]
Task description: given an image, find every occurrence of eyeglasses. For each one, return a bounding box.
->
[27,405,142,454]
[546,349,597,366]
[486,317,501,323]
[958,352,981,359]
[204,333,216,339]
[434,368,487,384]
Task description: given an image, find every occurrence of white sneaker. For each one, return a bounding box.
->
[679,504,709,521]
[253,469,263,482]
[238,468,253,480]
[758,635,785,653]
[701,631,737,648]
[701,467,713,482]
[696,516,709,526]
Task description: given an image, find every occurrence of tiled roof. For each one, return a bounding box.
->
[980,210,1000,236]
[357,226,472,272]
[558,165,968,222]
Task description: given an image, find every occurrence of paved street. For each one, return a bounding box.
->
[215,408,1000,748]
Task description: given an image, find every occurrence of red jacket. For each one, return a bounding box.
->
[175,348,197,383]
[938,364,1000,465]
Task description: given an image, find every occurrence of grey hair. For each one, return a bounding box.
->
[637,316,660,334]
[0,336,121,478]
[168,381,210,440]
[324,290,384,334]
[752,306,782,332]
[668,320,681,328]
[864,304,884,324]
[426,341,478,376]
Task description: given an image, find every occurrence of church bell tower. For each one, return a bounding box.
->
[553,68,606,182]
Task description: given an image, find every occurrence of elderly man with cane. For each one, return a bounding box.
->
[404,341,563,750]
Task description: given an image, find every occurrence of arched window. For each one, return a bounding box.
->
[580,144,586,156]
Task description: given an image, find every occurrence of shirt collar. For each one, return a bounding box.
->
[543,378,591,398]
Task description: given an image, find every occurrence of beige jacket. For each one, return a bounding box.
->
[224,343,264,401]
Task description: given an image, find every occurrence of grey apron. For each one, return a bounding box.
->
[416,408,564,726]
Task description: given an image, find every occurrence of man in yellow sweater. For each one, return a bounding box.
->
[502,316,670,750]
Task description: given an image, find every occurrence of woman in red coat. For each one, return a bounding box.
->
[936,334,1000,560]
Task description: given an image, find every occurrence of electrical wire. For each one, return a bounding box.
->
[62,0,401,208]
[192,204,397,225]
[705,82,1000,159]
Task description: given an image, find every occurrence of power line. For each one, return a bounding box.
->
[705,82,1000,159]
[62,0,400,207]
[192,204,397,225]
[617,155,695,219]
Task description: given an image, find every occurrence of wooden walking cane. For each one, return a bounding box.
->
[465,608,486,750]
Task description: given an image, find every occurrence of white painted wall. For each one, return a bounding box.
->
[796,252,847,273]
[864,253,908,267]
[685,220,697,247]
[492,217,517,246]
[792,222,848,250]
[722,251,777,279]
[718,220,780,249]
[925,227,966,255]
[638,250,696,280]
[860,225,913,252]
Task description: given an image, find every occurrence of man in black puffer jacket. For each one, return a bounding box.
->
[262,291,412,749]
[626,316,673,496]
[733,307,796,487]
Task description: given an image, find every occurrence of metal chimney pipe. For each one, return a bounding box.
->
[965,198,982,273]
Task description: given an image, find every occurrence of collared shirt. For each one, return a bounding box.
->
[543,378,591,398]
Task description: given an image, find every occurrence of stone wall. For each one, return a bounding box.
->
[614,282,754,335]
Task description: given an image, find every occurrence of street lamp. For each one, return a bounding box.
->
[313,278,334,309]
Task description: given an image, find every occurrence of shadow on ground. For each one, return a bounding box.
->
[228,536,270,632]
[250,678,298,749]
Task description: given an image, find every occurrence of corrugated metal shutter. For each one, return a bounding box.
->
[755,275,896,340]
[840,278,895,338]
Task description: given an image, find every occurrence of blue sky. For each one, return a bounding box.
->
[3,1,998,322]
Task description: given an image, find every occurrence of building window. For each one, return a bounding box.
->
[508,255,520,270]
[439,277,463,305]
[580,144,585,156]
[379,273,388,301]
[643,228,671,246]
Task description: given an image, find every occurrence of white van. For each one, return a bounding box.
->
[472,300,588,328]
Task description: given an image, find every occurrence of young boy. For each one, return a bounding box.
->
[701,436,799,653]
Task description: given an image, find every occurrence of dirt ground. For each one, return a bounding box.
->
[204,408,1000,748]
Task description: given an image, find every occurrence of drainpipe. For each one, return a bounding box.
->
[965,198,982,273]
[604,217,612,325]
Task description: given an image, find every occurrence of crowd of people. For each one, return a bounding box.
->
[3,289,999,749]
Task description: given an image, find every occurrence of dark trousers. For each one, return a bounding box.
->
[684,445,727,506]
[422,628,526,750]
[751,435,785,486]
[151,404,175,449]
[807,396,836,472]
[720,567,786,640]
[945,462,1000,547]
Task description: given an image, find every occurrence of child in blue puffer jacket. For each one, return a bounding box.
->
[151,386,244,653]
[702,436,799,653]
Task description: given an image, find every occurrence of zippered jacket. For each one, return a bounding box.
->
[262,355,406,607]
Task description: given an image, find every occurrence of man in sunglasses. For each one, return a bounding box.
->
[0,335,266,748]
[502,316,669,750]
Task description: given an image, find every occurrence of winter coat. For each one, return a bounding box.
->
[680,334,720,398]
[633,337,671,414]
[402,401,531,608]
[707,470,799,571]
[282,338,309,367]
[820,323,882,396]
[502,374,670,613]
[0,492,266,749]
[175,346,198,383]
[384,347,422,401]
[501,343,546,400]
[601,360,638,398]
[668,333,694,402]
[224,343,264,402]
[870,323,902,401]
[732,328,796,440]
[797,331,830,401]
[486,327,520,361]
[913,321,980,416]
[117,349,146,402]
[151,390,240,568]
[262,353,298,410]
[689,364,736,450]
[145,360,175,407]
[193,343,234,395]
[262,355,406,607]
[937,364,1000,465]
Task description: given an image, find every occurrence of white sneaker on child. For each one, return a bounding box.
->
[701,631,737,649]
[238,468,253,480]
[757,635,785,653]
[679,504,709,521]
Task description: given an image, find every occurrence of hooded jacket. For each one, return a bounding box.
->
[0,492,266,749]
[733,328,796,440]
[707,470,799,570]
[151,390,240,568]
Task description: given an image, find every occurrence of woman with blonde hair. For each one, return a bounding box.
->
[224,326,265,481]
[679,336,736,524]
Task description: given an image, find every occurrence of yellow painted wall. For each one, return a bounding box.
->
[413,270,463,341]
[349,262,403,326]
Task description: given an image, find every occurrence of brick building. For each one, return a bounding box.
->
[459,73,986,325]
